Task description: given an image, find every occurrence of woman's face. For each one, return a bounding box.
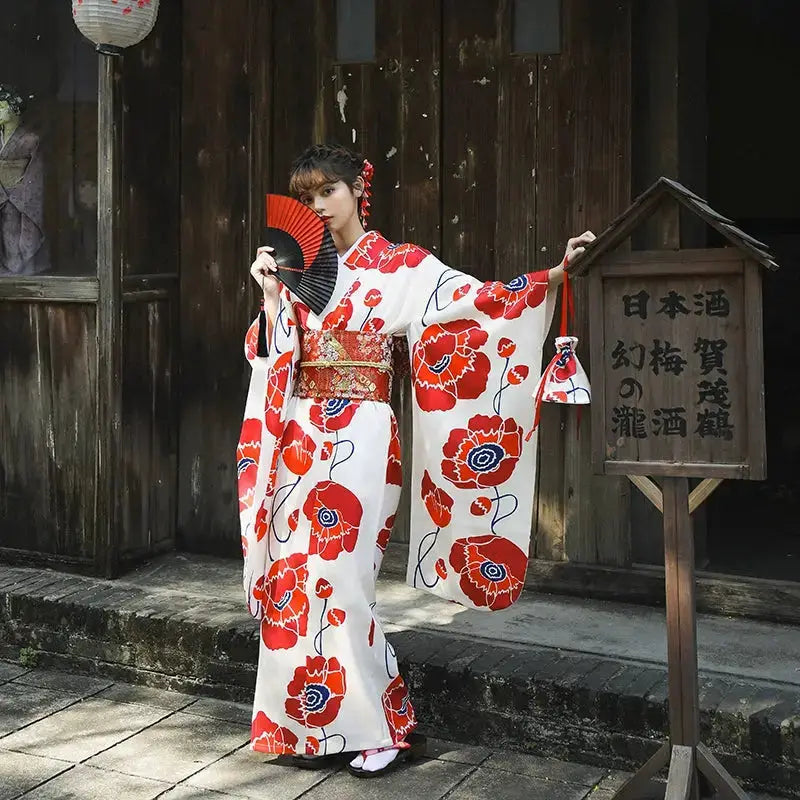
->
[298,179,361,233]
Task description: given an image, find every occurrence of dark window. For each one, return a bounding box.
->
[336,0,376,63]
[513,0,561,55]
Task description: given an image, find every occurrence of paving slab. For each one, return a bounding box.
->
[482,750,605,787]
[0,697,170,761]
[87,711,250,783]
[159,786,250,799]
[0,683,80,737]
[422,737,492,765]
[95,682,197,711]
[18,764,170,799]
[445,766,591,800]
[13,667,114,696]
[0,749,72,800]
[0,662,29,682]
[182,697,252,726]
[185,744,334,799]
[299,757,472,800]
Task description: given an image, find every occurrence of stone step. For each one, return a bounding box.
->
[0,553,797,798]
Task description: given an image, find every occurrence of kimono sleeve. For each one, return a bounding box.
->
[398,253,556,611]
[237,293,300,619]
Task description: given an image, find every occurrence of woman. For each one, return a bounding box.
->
[239,144,593,776]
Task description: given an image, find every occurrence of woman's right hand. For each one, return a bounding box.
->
[250,246,280,298]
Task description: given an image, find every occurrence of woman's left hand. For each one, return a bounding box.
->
[563,231,596,269]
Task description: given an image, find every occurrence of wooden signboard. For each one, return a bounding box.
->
[589,249,766,480]
[572,179,778,800]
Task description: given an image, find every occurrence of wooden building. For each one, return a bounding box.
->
[1,1,798,623]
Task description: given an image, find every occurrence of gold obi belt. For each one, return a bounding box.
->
[294,329,394,402]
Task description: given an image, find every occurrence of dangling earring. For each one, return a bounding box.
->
[359,159,374,229]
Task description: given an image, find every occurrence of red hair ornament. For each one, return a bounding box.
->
[360,159,374,228]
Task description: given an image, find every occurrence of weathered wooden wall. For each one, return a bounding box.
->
[118,0,182,566]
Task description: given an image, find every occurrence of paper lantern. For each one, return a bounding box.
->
[72,0,160,55]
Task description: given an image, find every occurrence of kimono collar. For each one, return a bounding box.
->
[342,230,391,270]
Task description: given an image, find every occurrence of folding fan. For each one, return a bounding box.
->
[263,194,339,316]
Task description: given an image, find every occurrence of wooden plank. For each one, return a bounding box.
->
[375,0,442,544]
[596,248,744,268]
[0,278,99,302]
[178,0,254,555]
[248,0,273,261]
[743,261,767,481]
[550,0,632,567]
[696,744,750,800]
[612,741,671,800]
[605,461,750,480]
[121,0,182,277]
[0,303,97,559]
[688,478,722,515]
[270,0,324,192]
[120,300,177,560]
[441,0,501,281]
[95,55,124,577]
[627,475,663,513]
[663,477,700,747]
[665,745,696,800]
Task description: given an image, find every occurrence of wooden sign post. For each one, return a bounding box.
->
[572,178,779,800]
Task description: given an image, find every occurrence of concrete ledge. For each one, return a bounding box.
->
[0,558,798,798]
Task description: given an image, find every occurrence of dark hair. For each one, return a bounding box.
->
[288,144,365,197]
[0,84,25,116]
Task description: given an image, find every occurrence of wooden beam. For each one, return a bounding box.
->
[696,744,750,800]
[627,475,663,514]
[95,55,124,579]
[665,745,696,800]
[0,277,99,303]
[688,479,723,515]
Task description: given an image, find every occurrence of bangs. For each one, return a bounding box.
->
[288,167,341,197]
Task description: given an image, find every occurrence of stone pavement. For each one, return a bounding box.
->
[0,661,786,800]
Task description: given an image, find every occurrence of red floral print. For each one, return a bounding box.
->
[449,534,528,610]
[327,608,346,627]
[377,514,395,553]
[309,399,359,433]
[244,318,260,361]
[237,418,262,512]
[435,558,448,579]
[305,736,320,755]
[421,470,453,528]
[386,415,402,486]
[315,578,333,599]
[412,320,490,412]
[470,496,492,516]
[497,337,516,358]
[441,414,523,489]
[285,656,347,728]
[364,288,382,307]
[362,317,385,334]
[251,711,298,754]
[507,365,530,385]
[474,271,549,320]
[254,501,269,541]
[258,553,310,650]
[381,675,417,742]
[265,352,294,437]
[303,481,363,560]
[452,284,471,301]
[374,242,429,273]
[322,298,354,330]
[281,421,316,476]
